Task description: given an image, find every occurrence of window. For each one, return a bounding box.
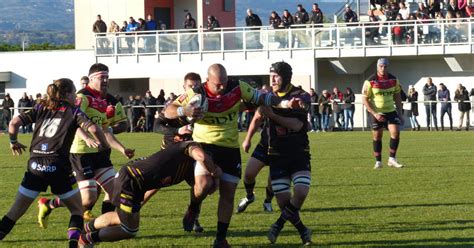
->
[224,0,234,12]
[0,82,5,100]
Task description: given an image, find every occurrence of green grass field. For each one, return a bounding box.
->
[0,131,473,247]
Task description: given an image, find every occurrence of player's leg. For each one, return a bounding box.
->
[183,169,213,232]
[372,127,384,169]
[58,189,84,247]
[141,188,160,206]
[387,121,403,168]
[289,170,312,245]
[94,166,117,214]
[81,210,139,244]
[0,186,38,239]
[236,157,265,213]
[263,174,274,212]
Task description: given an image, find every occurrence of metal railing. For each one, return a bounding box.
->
[94,18,474,59]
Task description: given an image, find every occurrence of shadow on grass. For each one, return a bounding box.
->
[305,202,474,213]
[327,237,474,247]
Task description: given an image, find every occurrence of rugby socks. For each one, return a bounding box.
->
[49,198,61,209]
[101,201,115,214]
[82,231,101,244]
[68,215,83,248]
[244,181,256,199]
[282,203,306,234]
[389,138,400,158]
[0,216,15,240]
[84,219,97,233]
[189,188,202,213]
[216,221,229,242]
[265,185,274,203]
[373,140,382,162]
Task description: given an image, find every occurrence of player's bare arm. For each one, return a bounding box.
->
[103,127,135,159]
[8,116,27,155]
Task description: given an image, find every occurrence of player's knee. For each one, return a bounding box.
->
[293,175,311,198]
[271,178,291,195]
[120,223,139,238]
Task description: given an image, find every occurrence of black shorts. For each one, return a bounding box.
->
[112,166,144,214]
[201,143,241,183]
[371,111,401,130]
[269,152,311,180]
[70,149,113,181]
[21,157,76,195]
[251,143,269,166]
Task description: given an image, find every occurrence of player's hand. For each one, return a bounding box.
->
[242,139,251,153]
[123,148,135,159]
[85,137,100,149]
[178,125,193,135]
[289,97,305,109]
[374,113,386,122]
[10,142,27,156]
[183,105,203,119]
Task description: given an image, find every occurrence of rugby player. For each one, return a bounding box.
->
[144,72,213,233]
[0,79,109,247]
[165,63,302,247]
[236,105,274,213]
[79,141,222,245]
[362,58,404,169]
[261,62,313,246]
[38,63,135,226]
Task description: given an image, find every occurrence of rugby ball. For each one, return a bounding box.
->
[186,93,208,122]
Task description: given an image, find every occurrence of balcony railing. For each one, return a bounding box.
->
[94,18,474,59]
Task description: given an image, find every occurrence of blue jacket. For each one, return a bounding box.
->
[437,88,451,107]
[146,20,157,31]
[126,22,138,32]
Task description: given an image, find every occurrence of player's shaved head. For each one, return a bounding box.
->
[207,64,228,95]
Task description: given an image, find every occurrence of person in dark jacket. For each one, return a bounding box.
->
[17,93,32,133]
[245,9,263,49]
[294,4,309,25]
[206,15,220,31]
[437,83,453,131]
[310,3,324,25]
[343,87,355,131]
[2,93,14,131]
[245,9,262,27]
[422,77,438,130]
[319,90,332,132]
[454,84,471,131]
[93,14,108,49]
[309,88,320,132]
[407,85,420,131]
[141,90,157,132]
[331,87,344,130]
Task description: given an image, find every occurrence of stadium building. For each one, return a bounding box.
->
[0,0,473,128]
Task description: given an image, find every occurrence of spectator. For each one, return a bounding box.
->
[458,0,468,17]
[343,4,358,23]
[319,90,332,132]
[80,76,89,89]
[343,87,355,131]
[131,95,143,131]
[245,9,262,27]
[310,3,324,26]
[93,14,108,49]
[137,18,147,31]
[125,95,134,131]
[398,2,410,20]
[184,13,197,29]
[269,11,282,29]
[17,92,32,133]
[245,9,263,49]
[108,21,119,33]
[120,21,127,32]
[454,84,471,131]
[206,15,220,31]
[422,77,438,131]
[145,15,157,53]
[294,4,309,25]
[141,90,157,132]
[437,83,453,131]
[365,10,380,45]
[281,9,294,28]
[392,14,406,45]
[309,88,320,132]
[156,89,166,113]
[126,17,139,53]
[35,93,42,104]
[428,0,441,18]
[407,85,420,131]
[447,0,459,17]
[2,93,14,130]
[331,87,344,130]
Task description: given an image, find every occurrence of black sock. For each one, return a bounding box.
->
[49,198,61,209]
[373,140,382,162]
[216,221,229,241]
[274,216,286,230]
[389,138,400,158]
[283,203,306,233]
[82,231,101,244]
[265,185,274,203]
[0,216,15,240]
[85,219,97,233]
[101,201,115,214]
[244,181,256,198]
[189,188,201,213]
[68,215,83,248]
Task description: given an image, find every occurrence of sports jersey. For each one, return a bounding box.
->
[362,73,401,113]
[174,80,261,148]
[124,141,198,191]
[266,85,311,155]
[70,86,126,153]
[18,103,93,159]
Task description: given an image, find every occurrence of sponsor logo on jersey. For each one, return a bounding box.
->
[41,143,48,151]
